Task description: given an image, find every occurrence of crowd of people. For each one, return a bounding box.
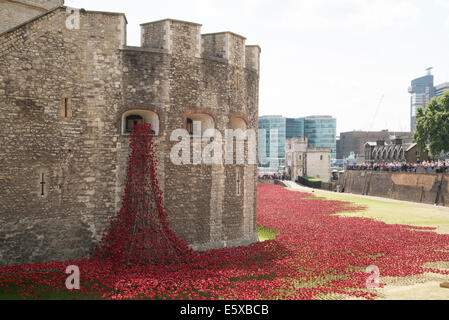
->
[346,160,449,174]
[259,173,291,181]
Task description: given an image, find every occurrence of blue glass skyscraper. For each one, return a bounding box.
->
[409,71,434,132]
[304,116,337,159]
[258,115,337,173]
[286,118,305,139]
[258,116,286,172]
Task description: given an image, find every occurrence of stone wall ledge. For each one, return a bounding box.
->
[119,45,169,54]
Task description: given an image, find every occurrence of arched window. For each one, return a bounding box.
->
[186,118,194,135]
[230,117,247,131]
[395,146,402,160]
[378,149,383,160]
[229,116,248,142]
[185,113,215,136]
[126,115,144,133]
[122,110,159,135]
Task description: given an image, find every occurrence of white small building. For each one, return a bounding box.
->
[285,137,332,182]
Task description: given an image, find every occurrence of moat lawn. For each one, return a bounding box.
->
[296,187,449,235]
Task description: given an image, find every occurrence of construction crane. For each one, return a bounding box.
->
[369,94,385,132]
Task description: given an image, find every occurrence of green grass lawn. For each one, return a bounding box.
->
[257,226,277,242]
[303,176,321,182]
[0,283,95,300]
[307,190,449,235]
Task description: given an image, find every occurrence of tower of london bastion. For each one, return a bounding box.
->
[0,1,261,266]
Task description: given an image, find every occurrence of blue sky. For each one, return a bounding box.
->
[66,0,449,135]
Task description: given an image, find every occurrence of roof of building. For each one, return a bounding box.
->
[435,82,449,90]
[140,18,201,27]
[202,31,246,40]
[307,147,332,152]
[305,115,334,119]
[259,115,284,119]
[405,143,418,152]
[367,142,417,152]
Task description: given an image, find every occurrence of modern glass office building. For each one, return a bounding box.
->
[408,69,449,131]
[409,72,434,132]
[286,118,305,139]
[258,115,337,173]
[435,82,449,98]
[304,116,337,159]
[258,116,286,172]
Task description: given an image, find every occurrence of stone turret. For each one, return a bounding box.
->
[141,19,202,57]
[139,19,261,73]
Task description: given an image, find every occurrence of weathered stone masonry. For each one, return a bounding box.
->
[0,5,261,266]
[0,0,64,34]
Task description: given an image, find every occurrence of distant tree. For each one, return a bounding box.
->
[414,91,449,157]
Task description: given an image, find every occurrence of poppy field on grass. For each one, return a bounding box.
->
[1,183,449,300]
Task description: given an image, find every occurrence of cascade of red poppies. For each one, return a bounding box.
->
[93,123,191,267]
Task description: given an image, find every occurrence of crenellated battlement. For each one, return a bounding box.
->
[140,18,260,71]
[201,32,246,67]
[141,19,202,57]
[245,45,261,72]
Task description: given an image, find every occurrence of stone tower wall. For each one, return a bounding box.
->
[0,7,126,265]
[0,0,64,34]
[121,19,260,250]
